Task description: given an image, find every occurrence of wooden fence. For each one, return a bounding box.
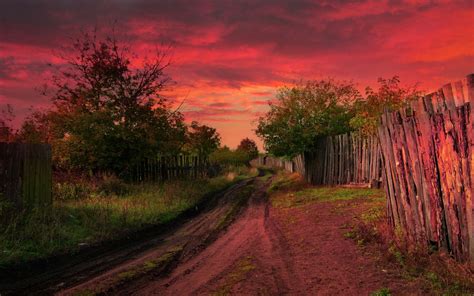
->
[128,155,215,182]
[0,143,52,207]
[378,74,473,264]
[303,134,382,187]
[256,133,383,187]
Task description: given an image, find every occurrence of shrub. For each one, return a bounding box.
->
[210,148,250,167]
[53,182,92,201]
[97,175,130,196]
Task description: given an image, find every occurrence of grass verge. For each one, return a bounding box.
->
[0,168,257,267]
[268,170,383,209]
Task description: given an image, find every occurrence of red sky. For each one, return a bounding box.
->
[1,0,473,150]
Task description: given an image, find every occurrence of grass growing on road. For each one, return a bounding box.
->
[296,187,383,202]
[0,169,256,267]
[268,171,384,209]
[212,256,256,296]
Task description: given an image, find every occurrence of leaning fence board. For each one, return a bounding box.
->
[378,73,474,264]
[0,143,52,208]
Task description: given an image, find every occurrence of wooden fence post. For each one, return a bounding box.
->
[0,143,52,208]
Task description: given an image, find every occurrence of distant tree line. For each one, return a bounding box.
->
[209,137,259,167]
[256,77,421,158]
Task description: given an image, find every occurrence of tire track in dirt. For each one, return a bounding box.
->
[131,173,426,296]
[133,175,305,295]
[57,176,260,296]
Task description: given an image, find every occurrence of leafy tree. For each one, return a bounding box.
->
[349,76,421,136]
[0,104,14,142]
[256,79,360,157]
[187,121,221,158]
[236,138,259,160]
[15,110,53,143]
[209,146,250,167]
[44,29,183,174]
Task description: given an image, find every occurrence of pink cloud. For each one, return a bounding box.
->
[1,0,472,150]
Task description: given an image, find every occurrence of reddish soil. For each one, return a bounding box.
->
[132,184,423,295]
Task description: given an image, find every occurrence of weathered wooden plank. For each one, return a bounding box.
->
[379,74,473,264]
[0,143,52,208]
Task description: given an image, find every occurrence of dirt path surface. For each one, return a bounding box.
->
[130,178,422,296]
[135,175,299,295]
[55,172,425,296]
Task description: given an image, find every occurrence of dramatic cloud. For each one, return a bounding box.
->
[1,0,473,149]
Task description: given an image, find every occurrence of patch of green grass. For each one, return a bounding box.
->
[421,270,471,295]
[75,245,184,295]
[212,256,256,296]
[143,260,157,271]
[0,174,248,267]
[361,206,385,223]
[388,245,405,266]
[370,288,391,296]
[267,171,303,194]
[271,186,384,208]
[211,185,254,240]
[296,187,383,202]
[258,172,273,182]
[344,230,356,239]
[425,272,442,290]
[73,290,96,296]
[117,270,137,280]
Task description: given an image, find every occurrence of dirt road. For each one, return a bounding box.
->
[130,177,421,295]
[56,172,423,295]
[135,174,299,295]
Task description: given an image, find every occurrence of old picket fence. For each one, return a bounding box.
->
[0,143,52,207]
[256,133,383,188]
[0,143,215,208]
[379,74,473,264]
[128,155,216,182]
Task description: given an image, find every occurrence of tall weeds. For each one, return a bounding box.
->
[0,169,254,266]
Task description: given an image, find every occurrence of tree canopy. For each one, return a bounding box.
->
[349,76,421,136]
[41,31,186,174]
[256,79,360,157]
[257,77,421,157]
[0,104,14,142]
[187,121,221,158]
[236,138,259,160]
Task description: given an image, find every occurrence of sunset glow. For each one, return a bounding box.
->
[1,0,473,149]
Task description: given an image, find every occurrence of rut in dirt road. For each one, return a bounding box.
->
[132,175,425,296]
[58,172,425,296]
[58,176,261,296]
[134,176,304,295]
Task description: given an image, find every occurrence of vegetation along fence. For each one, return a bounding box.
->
[378,74,473,264]
[128,155,216,182]
[0,143,52,208]
[256,133,383,188]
